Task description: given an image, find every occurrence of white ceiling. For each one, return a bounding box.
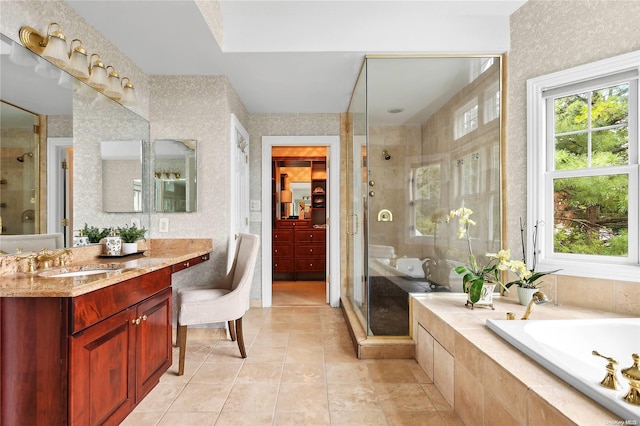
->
[64,1,526,116]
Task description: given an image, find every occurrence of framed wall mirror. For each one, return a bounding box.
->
[100,140,143,213]
[153,139,197,213]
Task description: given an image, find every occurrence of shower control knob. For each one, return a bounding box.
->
[369,191,375,197]
[369,180,375,187]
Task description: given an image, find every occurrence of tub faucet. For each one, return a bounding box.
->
[521,291,550,320]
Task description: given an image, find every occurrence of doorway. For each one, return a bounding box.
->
[261,136,340,308]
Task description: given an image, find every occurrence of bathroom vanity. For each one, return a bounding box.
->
[0,246,210,425]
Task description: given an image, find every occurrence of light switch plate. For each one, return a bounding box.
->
[159,218,169,233]
[250,200,261,211]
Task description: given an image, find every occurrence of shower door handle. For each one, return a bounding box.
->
[347,213,359,235]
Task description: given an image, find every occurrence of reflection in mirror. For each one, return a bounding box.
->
[290,182,311,216]
[154,139,197,212]
[0,31,150,253]
[100,140,143,213]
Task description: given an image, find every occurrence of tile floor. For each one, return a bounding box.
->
[122,286,463,425]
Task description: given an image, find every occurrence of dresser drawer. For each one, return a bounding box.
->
[277,220,310,228]
[273,244,294,258]
[273,229,293,243]
[295,258,325,272]
[294,229,326,243]
[273,258,294,272]
[295,243,324,258]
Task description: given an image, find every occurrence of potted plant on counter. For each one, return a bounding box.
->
[504,218,559,305]
[82,223,110,244]
[117,224,147,254]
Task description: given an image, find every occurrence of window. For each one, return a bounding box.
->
[483,82,500,124]
[528,51,639,281]
[454,99,478,139]
[410,164,441,236]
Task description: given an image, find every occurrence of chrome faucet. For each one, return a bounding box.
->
[521,291,550,320]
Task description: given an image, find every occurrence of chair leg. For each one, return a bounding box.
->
[236,317,247,358]
[228,320,236,342]
[177,324,187,376]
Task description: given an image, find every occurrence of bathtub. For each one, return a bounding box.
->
[486,318,640,422]
[373,257,427,279]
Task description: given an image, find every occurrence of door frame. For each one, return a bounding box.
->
[261,135,341,307]
[228,114,250,270]
[47,137,72,245]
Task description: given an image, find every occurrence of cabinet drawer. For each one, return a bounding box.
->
[70,267,171,334]
[272,229,293,243]
[172,253,210,273]
[294,229,326,243]
[295,259,325,272]
[273,258,294,272]
[273,244,293,257]
[277,220,310,228]
[295,244,324,258]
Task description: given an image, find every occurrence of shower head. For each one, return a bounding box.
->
[17,152,33,162]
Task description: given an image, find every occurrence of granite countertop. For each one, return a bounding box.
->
[0,246,210,298]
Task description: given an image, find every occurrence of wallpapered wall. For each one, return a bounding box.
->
[507,0,640,313]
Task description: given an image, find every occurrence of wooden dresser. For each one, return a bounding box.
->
[273,220,325,280]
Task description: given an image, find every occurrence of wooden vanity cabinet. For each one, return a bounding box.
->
[69,284,172,425]
[0,267,173,426]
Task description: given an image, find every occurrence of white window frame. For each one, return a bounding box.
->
[527,50,640,282]
[454,98,478,140]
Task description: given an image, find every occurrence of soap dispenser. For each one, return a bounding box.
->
[103,228,122,256]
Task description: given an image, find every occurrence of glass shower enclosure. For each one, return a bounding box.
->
[345,56,503,337]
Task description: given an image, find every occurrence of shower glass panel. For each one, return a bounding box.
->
[0,102,41,237]
[346,56,503,337]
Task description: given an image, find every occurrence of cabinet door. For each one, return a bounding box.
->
[69,308,135,426]
[135,287,172,401]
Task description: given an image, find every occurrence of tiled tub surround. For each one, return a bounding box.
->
[412,294,634,425]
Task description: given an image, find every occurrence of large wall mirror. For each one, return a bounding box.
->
[0,32,150,254]
[153,139,197,213]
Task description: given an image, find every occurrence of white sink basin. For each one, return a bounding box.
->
[47,269,118,278]
[39,264,123,278]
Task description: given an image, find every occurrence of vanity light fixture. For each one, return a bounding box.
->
[19,23,69,69]
[67,39,89,80]
[103,66,123,100]
[88,54,108,92]
[120,77,137,106]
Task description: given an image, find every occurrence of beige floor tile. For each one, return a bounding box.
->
[325,362,371,384]
[134,383,185,412]
[276,383,329,411]
[367,359,421,383]
[327,383,381,411]
[252,331,291,347]
[168,383,232,412]
[245,344,288,363]
[222,383,280,412]
[190,362,242,384]
[384,410,448,425]
[121,411,165,426]
[329,410,388,425]
[281,362,326,383]
[324,344,359,362]
[274,410,331,425]
[236,362,283,383]
[285,344,325,363]
[289,332,323,346]
[140,300,458,426]
[215,410,274,425]
[157,411,218,426]
[374,383,435,411]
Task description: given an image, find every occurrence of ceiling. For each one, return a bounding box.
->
[63,1,525,118]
